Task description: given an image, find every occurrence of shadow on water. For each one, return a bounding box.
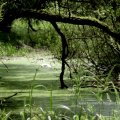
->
[0,79,61,90]
[0,98,24,110]
[0,63,63,90]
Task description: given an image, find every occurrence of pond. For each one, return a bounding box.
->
[0,53,120,119]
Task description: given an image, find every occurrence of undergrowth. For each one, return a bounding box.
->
[0,43,28,57]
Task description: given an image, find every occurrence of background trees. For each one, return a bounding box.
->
[0,0,120,88]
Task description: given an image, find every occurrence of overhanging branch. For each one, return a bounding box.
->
[0,9,120,43]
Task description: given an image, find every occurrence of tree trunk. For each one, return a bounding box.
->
[51,22,68,89]
[60,58,68,88]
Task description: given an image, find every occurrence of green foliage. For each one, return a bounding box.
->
[0,42,28,56]
[59,23,120,82]
[11,20,61,51]
[0,0,120,81]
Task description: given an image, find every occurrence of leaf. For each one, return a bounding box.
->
[73,115,79,120]
[57,105,72,112]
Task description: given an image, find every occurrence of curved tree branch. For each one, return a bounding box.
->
[0,9,120,44]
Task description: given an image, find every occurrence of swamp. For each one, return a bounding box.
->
[0,0,120,120]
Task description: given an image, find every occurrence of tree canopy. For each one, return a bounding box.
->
[0,0,120,43]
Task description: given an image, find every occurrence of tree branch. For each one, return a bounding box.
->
[0,9,120,43]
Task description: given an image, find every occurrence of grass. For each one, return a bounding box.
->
[0,52,120,120]
[0,43,29,57]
